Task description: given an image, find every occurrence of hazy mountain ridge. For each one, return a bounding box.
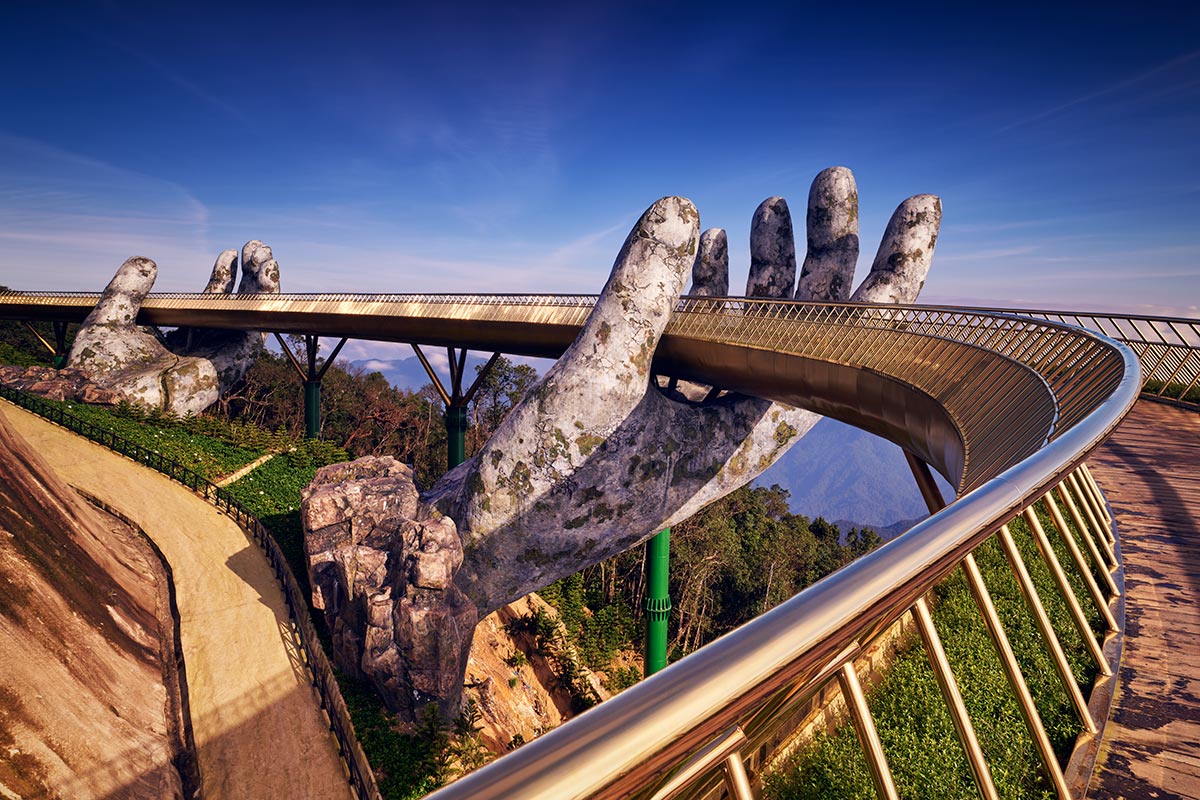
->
[755,418,953,531]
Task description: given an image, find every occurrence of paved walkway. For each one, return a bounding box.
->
[2,401,353,800]
[1088,400,1200,799]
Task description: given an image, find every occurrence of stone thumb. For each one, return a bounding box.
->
[88,256,157,326]
[552,195,698,412]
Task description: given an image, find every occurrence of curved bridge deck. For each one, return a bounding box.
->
[1089,400,1200,799]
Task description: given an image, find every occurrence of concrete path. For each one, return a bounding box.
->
[2,401,354,800]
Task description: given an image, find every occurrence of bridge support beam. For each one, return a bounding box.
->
[275,334,348,439]
[412,345,501,471]
[644,528,671,677]
[24,321,70,368]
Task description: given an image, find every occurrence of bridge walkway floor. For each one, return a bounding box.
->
[1088,399,1200,799]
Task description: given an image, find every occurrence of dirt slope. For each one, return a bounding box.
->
[2,401,353,800]
[0,406,189,799]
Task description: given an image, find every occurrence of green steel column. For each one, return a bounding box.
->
[304,380,321,439]
[446,404,468,469]
[53,323,69,369]
[644,528,671,677]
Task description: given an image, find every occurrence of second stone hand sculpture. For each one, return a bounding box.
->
[67,240,281,416]
[302,166,942,719]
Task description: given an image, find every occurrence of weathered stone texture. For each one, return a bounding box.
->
[850,194,941,303]
[0,365,127,405]
[304,169,944,719]
[797,166,859,301]
[690,228,729,296]
[747,196,796,297]
[302,456,476,719]
[67,241,279,416]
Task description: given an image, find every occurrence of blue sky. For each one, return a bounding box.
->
[2,0,1198,356]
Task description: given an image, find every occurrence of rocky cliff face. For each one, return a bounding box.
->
[0,407,191,799]
[302,456,478,721]
[463,593,613,755]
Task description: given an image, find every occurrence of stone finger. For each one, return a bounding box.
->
[203,249,238,294]
[443,196,699,532]
[851,194,941,304]
[236,240,278,293]
[796,166,859,302]
[689,228,729,296]
[746,197,796,298]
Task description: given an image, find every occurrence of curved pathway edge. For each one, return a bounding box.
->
[2,400,354,800]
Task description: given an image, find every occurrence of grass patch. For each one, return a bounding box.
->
[46,398,265,480]
[765,503,1103,799]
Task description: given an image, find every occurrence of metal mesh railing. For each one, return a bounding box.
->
[928,305,1200,408]
[0,385,382,800]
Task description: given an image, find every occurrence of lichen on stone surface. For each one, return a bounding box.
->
[68,241,281,416]
[303,172,943,719]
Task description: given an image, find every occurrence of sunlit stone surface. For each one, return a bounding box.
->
[304,168,943,719]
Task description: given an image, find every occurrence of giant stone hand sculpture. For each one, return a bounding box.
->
[68,241,280,416]
[302,167,941,719]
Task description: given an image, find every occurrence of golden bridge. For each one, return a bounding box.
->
[2,290,1198,799]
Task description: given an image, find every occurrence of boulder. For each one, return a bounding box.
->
[302,456,477,720]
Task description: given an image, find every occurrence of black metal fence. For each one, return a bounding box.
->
[0,385,381,800]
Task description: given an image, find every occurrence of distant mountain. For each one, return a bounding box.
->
[351,354,492,393]
[755,418,955,531]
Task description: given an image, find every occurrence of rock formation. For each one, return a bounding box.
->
[303,166,943,720]
[0,364,126,405]
[0,407,192,798]
[67,241,280,416]
[303,456,476,719]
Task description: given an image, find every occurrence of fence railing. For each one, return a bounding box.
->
[0,291,1178,798]
[927,305,1200,408]
[0,385,382,800]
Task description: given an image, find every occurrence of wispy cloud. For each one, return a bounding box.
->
[0,134,213,289]
[1000,49,1200,132]
[67,11,253,128]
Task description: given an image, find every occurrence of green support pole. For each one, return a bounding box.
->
[446,404,468,469]
[52,323,68,369]
[644,528,671,677]
[304,380,321,439]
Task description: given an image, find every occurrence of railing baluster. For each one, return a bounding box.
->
[998,522,1099,729]
[1022,508,1111,675]
[1068,472,1117,561]
[961,553,1072,798]
[1079,463,1112,527]
[1042,493,1119,632]
[912,597,999,800]
[1056,483,1119,595]
[837,662,900,800]
[722,751,754,800]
